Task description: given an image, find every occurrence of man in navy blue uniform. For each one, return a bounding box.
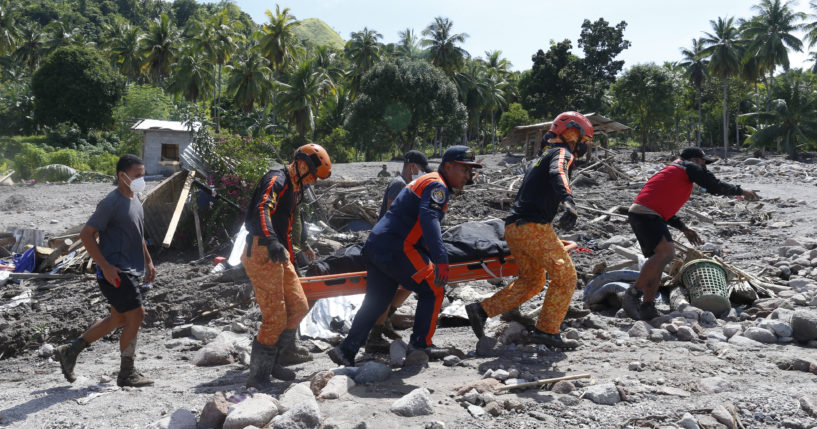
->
[328,146,482,366]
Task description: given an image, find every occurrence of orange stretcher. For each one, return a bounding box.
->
[299,240,578,301]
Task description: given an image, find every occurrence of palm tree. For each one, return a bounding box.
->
[742,0,804,108]
[258,5,299,75]
[743,70,817,158]
[483,72,507,152]
[12,22,44,72]
[702,16,742,160]
[278,58,333,137]
[345,27,382,95]
[0,0,19,56]
[141,13,181,83]
[103,17,144,82]
[168,48,214,102]
[396,28,421,59]
[484,50,511,76]
[679,38,708,145]
[226,47,274,112]
[43,21,84,51]
[421,17,469,77]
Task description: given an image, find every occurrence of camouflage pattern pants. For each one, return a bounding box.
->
[480,222,577,334]
[241,236,308,346]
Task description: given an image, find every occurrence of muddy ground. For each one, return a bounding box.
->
[1,149,817,428]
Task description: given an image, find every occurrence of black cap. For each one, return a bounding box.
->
[680,147,718,164]
[441,145,483,168]
[404,150,431,173]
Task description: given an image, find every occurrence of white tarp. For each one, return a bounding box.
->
[299,295,365,341]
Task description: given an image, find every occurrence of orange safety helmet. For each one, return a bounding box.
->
[549,112,594,144]
[294,143,332,180]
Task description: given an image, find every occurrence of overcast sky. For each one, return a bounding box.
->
[227,0,816,72]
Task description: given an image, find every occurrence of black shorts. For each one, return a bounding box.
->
[628,212,673,257]
[97,272,143,313]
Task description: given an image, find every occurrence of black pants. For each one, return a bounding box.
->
[628,212,673,257]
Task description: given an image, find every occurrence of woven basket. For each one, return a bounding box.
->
[680,259,730,314]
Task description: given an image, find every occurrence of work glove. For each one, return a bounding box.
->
[266,239,289,264]
[434,263,450,287]
[556,198,578,231]
[683,228,703,246]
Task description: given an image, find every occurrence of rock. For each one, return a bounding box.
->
[700,311,717,327]
[497,321,527,344]
[230,321,248,333]
[476,336,501,356]
[354,361,391,384]
[319,375,355,399]
[171,324,193,338]
[776,357,816,372]
[390,339,407,367]
[443,355,461,366]
[727,335,763,348]
[676,326,697,341]
[791,310,817,342]
[741,327,777,344]
[789,278,816,292]
[800,395,817,418]
[743,157,762,165]
[145,409,197,429]
[280,383,316,412]
[484,401,503,417]
[491,369,509,381]
[424,422,446,429]
[677,412,701,429]
[628,361,643,372]
[37,343,54,358]
[722,323,742,338]
[191,325,221,342]
[467,404,486,418]
[711,405,736,429]
[551,380,575,393]
[223,393,279,429]
[390,388,434,417]
[699,376,731,394]
[696,415,726,428]
[812,361,817,375]
[193,336,235,366]
[270,401,322,429]
[583,383,621,405]
[503,378,527,387]
[462,388,481,405]
[199,392,230,429]
[309,371,334,397]
[760,319,793,338]
[164,338,199,349]
[649,329,671,342]
[627,321,651,338]
[599,235,632,249]
[706,332,728,342]
[753,298,792,312]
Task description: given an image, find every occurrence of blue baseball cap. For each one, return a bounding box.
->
[441,145,483,168]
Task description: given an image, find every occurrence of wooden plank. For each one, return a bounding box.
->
[496,373,592,392]
[0,169,14,184]
[162,171,195,248]
[190,200,205,259]
[38,239,72,272]
[10,273,74,280]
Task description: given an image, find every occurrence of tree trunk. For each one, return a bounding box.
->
[697,86,702,146]
[722,78,728,161]
[735,101,740,149]
[491,109,496,154]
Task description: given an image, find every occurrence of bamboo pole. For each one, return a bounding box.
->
[496,373,592,392]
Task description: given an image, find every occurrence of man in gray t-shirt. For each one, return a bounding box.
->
[53,154,156,388]
[367,150,431,352]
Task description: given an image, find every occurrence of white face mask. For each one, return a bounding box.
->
[124,173,146,193]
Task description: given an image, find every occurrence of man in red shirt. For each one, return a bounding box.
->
[624,148,759,320]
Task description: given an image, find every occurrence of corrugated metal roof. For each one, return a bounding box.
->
[130,119,201,132]
[509,113,631,134]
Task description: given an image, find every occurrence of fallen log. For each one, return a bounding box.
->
[495,373,592,392]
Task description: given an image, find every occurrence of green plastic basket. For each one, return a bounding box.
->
[680,259,730,314]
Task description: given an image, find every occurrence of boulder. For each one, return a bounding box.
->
[319,375,355,399]
[676,326,696,342]
[743,157,762,165]
[199,392,230,429]
[145,409,197,429]
[727,335,763,348]
[799,396,817,418]
[677,412,701,429]
[711,404,736,429]
[279,383,316,413]
[353,361,391,384]
[583,383,621,405]
[193,336,235,366]
[191,325,221,342]
[309,371,334,397]
[467,405,485,418]
[390,340,407,367]
[627,321,651,338]
[791,310,817,342]
[722,323,742,338]
[598,235,632,250]
[223,394,278,429]
[699,376,731,394]
[390,388,434,417]
[741,327,777,344]
[759,319,793,338]
[271,401,322,429]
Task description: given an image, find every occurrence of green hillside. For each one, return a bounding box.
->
[293,18,346,51]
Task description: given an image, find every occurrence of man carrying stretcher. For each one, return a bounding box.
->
[328,146,482,366]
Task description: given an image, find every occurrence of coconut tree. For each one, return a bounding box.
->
[0,0,19,56]
[743,70,817,158]
[278,58,334,138]
[168,48,214,103]
[702,16,742,160]
[103,17,144,82]
[679,38,708,145]
[345,27,382,95]
[43,21,84,51]
[421,17,469,77]
[141,13,181,83]
[226,46,274,112]
[258,5,299,75]
[483,72,507,152]
[484,50,511,76]
[396,28,421,59]
[12,22,44,72]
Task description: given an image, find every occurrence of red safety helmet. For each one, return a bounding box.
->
[294,143,332,180]
[549,112,594,144]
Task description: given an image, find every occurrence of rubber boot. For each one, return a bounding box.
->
[117,356,154,387]
[526,329,580,349]
[465,303,488,339]
[327,345,355,367]
[271,346,296,381]
[246,338,278,388]
[622,286,643,320]
[276,329,312,366]
[639,300,661,321]
[364,325,391,354]
[53,337,87,383]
